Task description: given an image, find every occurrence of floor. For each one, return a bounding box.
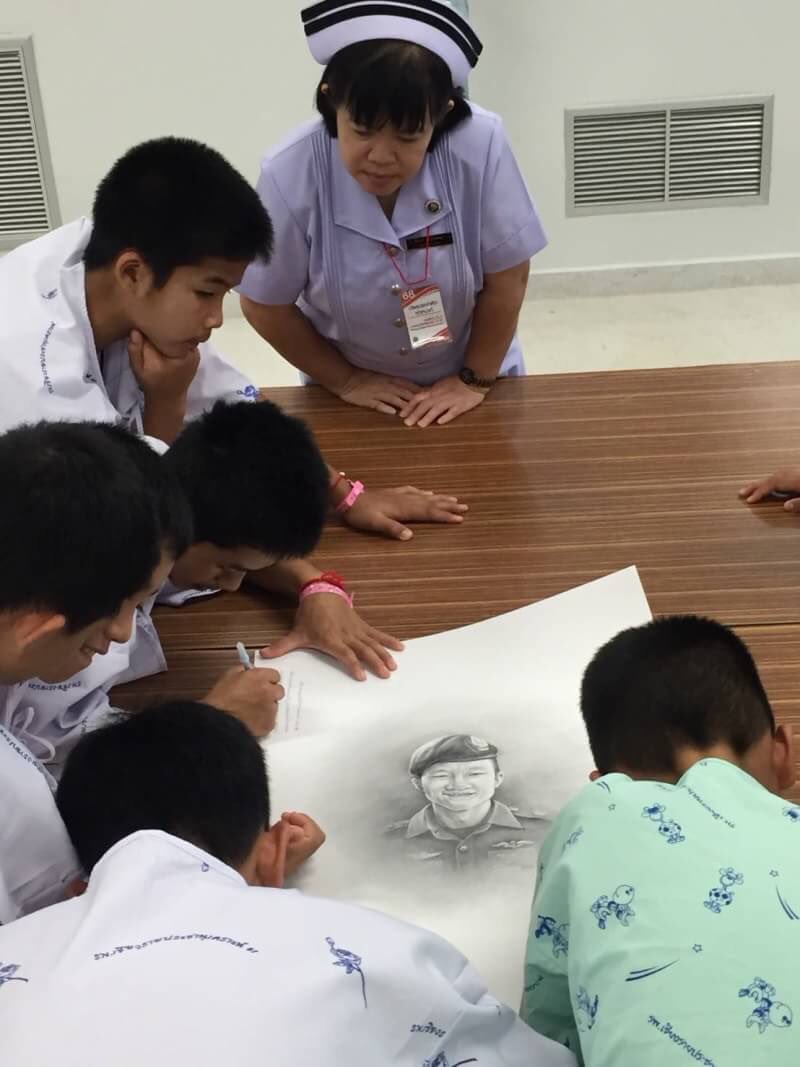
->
[218,283,800,387]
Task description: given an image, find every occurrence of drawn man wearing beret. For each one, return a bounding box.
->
[385,735,545,870]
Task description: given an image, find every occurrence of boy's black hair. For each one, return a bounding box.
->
[84,137,274,286]
[164,400,329,559]
[0,421,192,631]
[581,615,776,776]
[316,40,471,150]
[57,701,270,873]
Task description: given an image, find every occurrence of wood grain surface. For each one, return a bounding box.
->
[114,362,800,797]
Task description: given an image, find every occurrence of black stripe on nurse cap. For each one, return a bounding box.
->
[301,1,483,88]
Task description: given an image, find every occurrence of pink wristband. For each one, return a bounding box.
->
[335,479,365,514]
[299,581,354,608]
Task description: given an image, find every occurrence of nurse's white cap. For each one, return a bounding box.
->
[301,1,483,89]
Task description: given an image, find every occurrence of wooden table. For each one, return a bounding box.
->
[115,361,800,797]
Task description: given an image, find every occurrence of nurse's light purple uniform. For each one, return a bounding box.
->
[238,104,547,386]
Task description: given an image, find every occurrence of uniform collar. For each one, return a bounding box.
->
[406,801,522,840]
[330,138,452,245]
[677,757,768,794]
[89,830,246,891]
[46,217,105,376]
[599,758,768,795]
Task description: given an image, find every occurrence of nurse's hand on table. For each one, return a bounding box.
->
[259,593,403,682]
[343,486,468,541]
[336,368,421,416]
[204,665,285,738]
[399,375,487,428]
[740,466,800,510]
[281,812,326,878]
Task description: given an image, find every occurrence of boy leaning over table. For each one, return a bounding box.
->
[522,616,800,1067]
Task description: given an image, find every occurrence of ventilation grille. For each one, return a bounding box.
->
[566,96,772,216]
[0,38,58,248]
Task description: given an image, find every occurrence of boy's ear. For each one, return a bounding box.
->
[773,723,796,793]
[589,769,601,782]
[254,824,289,889]
[113,251,153,296]
[14,611,67,650]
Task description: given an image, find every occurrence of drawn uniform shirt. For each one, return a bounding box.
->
[238,104,547,386]
[0,726,80,924]
[0,830,576,1067]
[0,220,254,771]
[522,759,800,1067]
[387,800,548,871]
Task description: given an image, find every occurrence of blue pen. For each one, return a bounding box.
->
[236,642,252,670]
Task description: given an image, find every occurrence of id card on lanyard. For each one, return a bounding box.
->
[385,228,452,350]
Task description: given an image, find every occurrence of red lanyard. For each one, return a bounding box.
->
[384,227,431,288]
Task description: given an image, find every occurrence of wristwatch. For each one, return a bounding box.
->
[459,367,496,389]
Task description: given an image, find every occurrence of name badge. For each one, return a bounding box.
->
[400,285,452,349]
[404,232,454,250]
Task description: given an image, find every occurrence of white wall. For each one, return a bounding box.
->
[470,0,800,270]
[4,0,800,274]
[3,2,319,222]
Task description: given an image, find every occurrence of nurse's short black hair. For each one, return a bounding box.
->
[57,701,270,873]
[581,616,776,777]
[0,421,191,632]
[316,40,471,150]
[164,399,329,559]
[84,137,274,286]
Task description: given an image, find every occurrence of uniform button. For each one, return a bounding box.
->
[425,198,441,214]
[398,346,409,355]
[386,245,399,257]
[393,317,404,327]
[458,844,469,853]
[390,283,401,294]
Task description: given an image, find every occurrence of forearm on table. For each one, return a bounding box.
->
[240,296,353,392]
[464,263,529,380]
[246,558,323,600]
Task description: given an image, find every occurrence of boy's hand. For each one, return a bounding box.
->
[129,330,200,402]
[204,665,285,738]
[259,595,403,681]
[343,486,468,541]
[740,467,800,508]
[281,812,326,878]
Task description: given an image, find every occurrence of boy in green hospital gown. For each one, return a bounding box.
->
[523,616,800,1067]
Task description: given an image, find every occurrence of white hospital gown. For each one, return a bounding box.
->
[0,598,161,774]
[0,726,80,924]
[0,830,575,1066]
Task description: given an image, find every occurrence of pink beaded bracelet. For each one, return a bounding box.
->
[335,479,365,514]
[299,581,354,608]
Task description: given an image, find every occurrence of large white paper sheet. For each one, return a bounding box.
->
[258,567,652,1004]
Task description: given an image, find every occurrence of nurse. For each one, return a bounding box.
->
[240,0,546,429]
